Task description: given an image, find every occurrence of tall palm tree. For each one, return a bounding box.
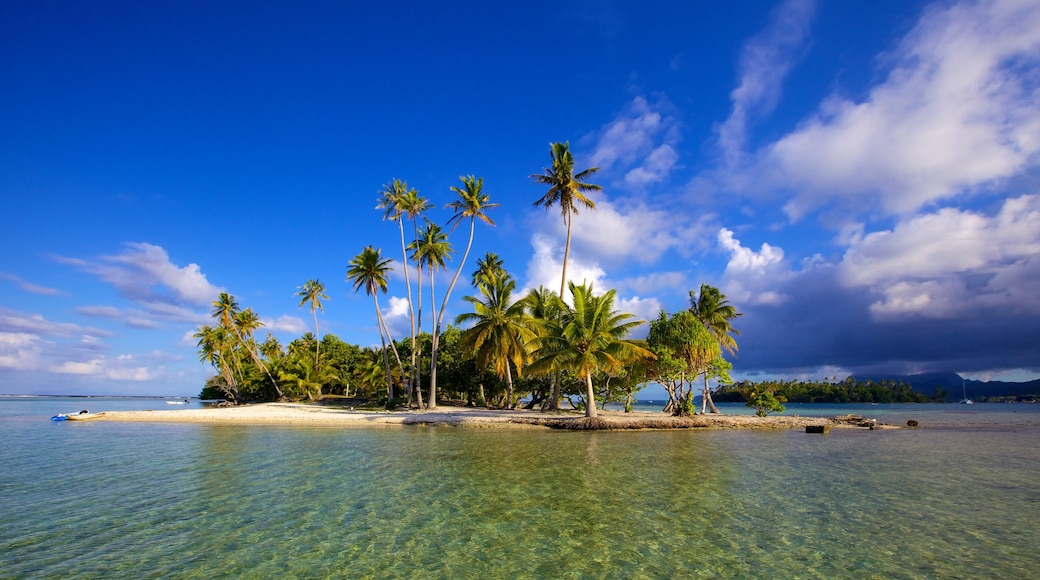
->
[456,276,534,409]
[409,219,454,406]
[211,292,283,399]
[527,282,651,418]
[377,180,431,407]
[689,283,742,413]
[297,279,329,371]
[347,246,397,402]
[429,176,498,409]
[530,141,602,298]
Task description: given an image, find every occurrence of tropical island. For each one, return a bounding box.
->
[176,142,903,430]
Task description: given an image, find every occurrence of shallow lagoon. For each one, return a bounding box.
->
[3,398,1039,578]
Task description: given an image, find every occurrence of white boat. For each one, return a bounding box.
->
[960,380,974,404]
[165,399,189,405]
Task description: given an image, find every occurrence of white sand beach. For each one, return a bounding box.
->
[92,403,883,430]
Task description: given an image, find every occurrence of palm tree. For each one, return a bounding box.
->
[296,279,329,371]
[377,180,431,407]
[409,219,454,406]
[527,282,651,418]
[689,283,742,354]
[347,246,397,402]
[211,292,283,399]
[689,283,742,413]
[194,324,241,403]
[456,276,534,409]
[430,175,499,409]
[530,141,602,298]
[471,252,507,290]
[521,286,566,410]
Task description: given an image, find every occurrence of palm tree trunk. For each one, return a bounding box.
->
[702,374,720,414]
[428,267,439,409]
[433,217,476,410]
[505,363,515,409]
[584,371,598,417]
[560,212,572,299]
[372,294,394,401]
[398,221,419,409]
[312,310,320,373]
[375,299,407,400]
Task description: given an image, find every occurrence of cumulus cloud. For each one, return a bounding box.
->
[522,234,607,298]
[717,228,791,305]
[756,0,1040,219]
[717,0,816,165]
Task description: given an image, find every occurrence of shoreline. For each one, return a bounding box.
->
[90,403,895,430]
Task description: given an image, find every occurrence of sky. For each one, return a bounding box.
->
[2,0,1039,397]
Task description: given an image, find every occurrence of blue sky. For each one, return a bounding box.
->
[2,0,1039,397]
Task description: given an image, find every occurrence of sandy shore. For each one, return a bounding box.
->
[91,403,889,430]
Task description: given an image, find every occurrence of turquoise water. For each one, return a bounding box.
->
[2,398,1039,578]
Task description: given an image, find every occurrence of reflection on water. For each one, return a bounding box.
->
[2,398,1039,578]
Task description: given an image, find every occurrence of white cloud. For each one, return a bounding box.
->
[262,315,309,335]
[756,0,1040,219]
[588,96,681,189]
[718,0,816,165]
[522,234,607,298]
[0,272,61,295]
[624,144,679,187]
[718,228,791,306]
[0,333,43,370]
[616,295,662,333]
[58,243,222,315]
[840,194,1040,318]
[0,308,109,338]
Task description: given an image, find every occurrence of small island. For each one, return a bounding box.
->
[92,402,896,431]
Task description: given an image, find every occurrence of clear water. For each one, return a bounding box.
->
[3,398,1039,578]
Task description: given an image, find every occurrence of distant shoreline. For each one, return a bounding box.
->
[87,402,895,431]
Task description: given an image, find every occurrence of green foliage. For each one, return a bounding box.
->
[740,384,786,417]
[715,377,931,404]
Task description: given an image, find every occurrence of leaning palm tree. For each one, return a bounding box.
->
[527,282,651,418]
[347,246,398,403]
[409,218,454,407]
[689,283,742,413]
[430,175,499,409]
[456,276,535,409]
[194,324,241,403]
[530,142,602,298]
[211,292,283,399]
[296,279,329,371]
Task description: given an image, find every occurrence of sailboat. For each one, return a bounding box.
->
[960,380,974,404]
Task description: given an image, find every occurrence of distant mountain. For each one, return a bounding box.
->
[852,372,1040,402]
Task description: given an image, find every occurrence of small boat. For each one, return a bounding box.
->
[165,399,189,405]
[960,380,974,404]
[65,411,105,421]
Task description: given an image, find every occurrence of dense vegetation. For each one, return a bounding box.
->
[196,142,742,416]
[713,377,934,405]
